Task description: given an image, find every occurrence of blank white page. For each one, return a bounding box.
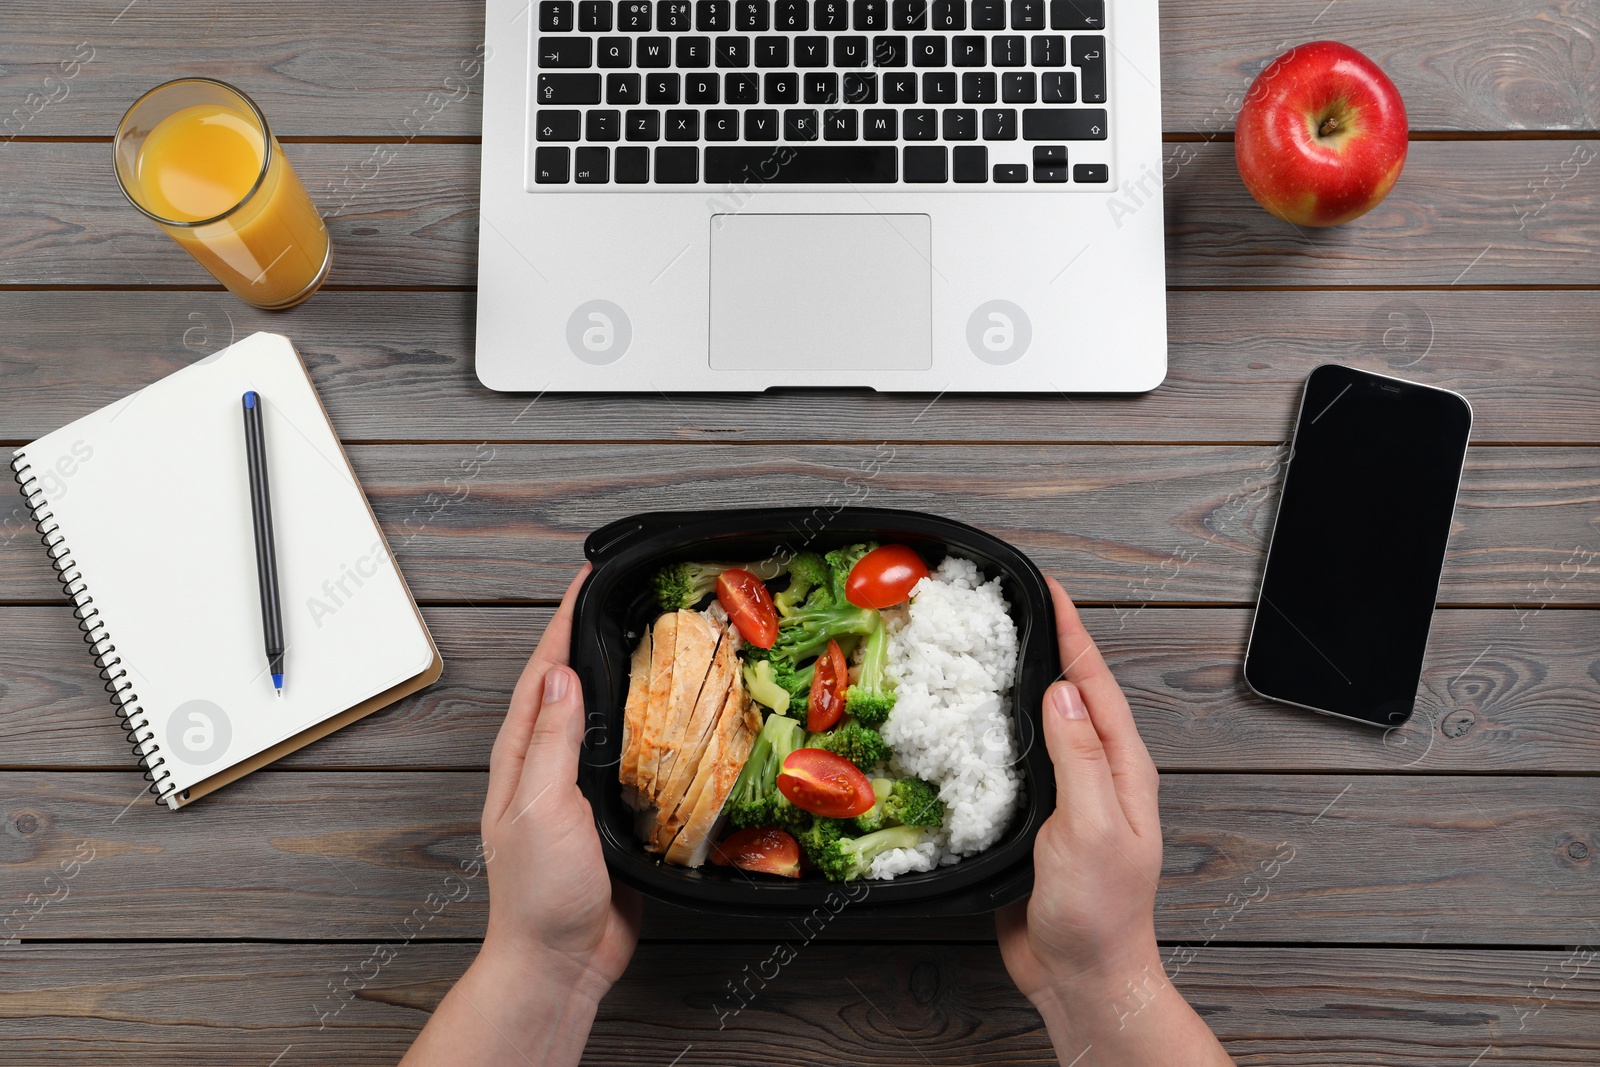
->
[15,333,434,803]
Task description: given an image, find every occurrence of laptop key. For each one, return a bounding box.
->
[1033,145,1065,163]
[824,108,858,138]
[615,145,650,182]
[539,38,592,67]
[764,72,799,102]
[994,162,1028,181]
[637,37,672,66]
[785,108,819,139]
[705,108,741,137]
[911,36,945,66]
[536,109,582,140]
[655,146,699,182]
[580,1,615,29]
[834,36,869,66]
[1010,0,1044,28]
[942,108,976,140]
[816,0,848,28]
[872,35,906,66]
[575,146,610,182]
[620,0,652,27]
[677,36,712,66]
[1022,106,1105,139]
[666,108,700,138]
[726,72,761,101]
[1031,34,1065,66]
[806,72,839,103]
[659,0,692,28]
[607,73,643,104]
[716,35,751,65]
[705,145,897,181]
[687,72,720,102]
[626,109,662,140]
[844,72,877,102]
[972,0,1004,27]
[537,73,601,104]
[993,35,1025,66]
[1035,162,1067,182]
[962,71,996,103]
[598,37,632,66]
[755,36,790,65]
[647,72,681,102]
[903,145,946,182]
[1050,0,1102,29]
[737,0,770,28]
[1073,162,1109,182]
[854,0,887,29]
[795,36,829,65]
[587,109,622,140]
[922,71,956,102]
[952,36,986,66]
[1041,70,1076,102]
[863,107,898,138]
[698,0,731,28]
[744,108,781,139]
[1002,71,1035,102]
[903,107,938,139]
[775,0,808,27]
[883,72,917,102]
[1073,34,1106,102]
[892,0,927,28]
[535,146,570,182]
[982,107,1016,139]
[953,144,987,181]
[540,1,575,30]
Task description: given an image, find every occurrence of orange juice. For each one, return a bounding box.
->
[117,84,330,309]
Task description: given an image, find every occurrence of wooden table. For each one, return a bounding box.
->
[3,1,1598,1062]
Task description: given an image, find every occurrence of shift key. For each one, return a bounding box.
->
[1022,107,1106,140]
[536,73,602,104]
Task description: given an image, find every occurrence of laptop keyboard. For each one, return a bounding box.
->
[526,0,1111,187]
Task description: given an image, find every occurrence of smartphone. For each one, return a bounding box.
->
[1244,365,1472,727]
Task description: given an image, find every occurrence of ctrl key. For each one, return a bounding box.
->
[575,146,610,183]
[535,146,570,183]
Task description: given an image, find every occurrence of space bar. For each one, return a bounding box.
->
[705,147,897,184]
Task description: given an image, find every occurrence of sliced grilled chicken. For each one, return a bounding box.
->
[664,683,758,867]
[639,610,718,803]
[653,616,731,802]
[618,627,653,811]
[648,629,740,851]
[630,612,679,801]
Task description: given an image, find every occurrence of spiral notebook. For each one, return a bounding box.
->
[11,332,442,809]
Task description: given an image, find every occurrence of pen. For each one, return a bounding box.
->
[242,391,285,695]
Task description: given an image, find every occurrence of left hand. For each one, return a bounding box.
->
[478,565,641,1004]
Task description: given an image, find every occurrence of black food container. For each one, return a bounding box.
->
[571,507,1060,916]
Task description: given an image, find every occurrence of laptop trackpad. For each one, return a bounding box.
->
[709,214,932,371]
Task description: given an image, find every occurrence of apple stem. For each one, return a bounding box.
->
[1318,115,1340,137]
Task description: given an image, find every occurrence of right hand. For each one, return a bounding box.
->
[996,576,1165,1008]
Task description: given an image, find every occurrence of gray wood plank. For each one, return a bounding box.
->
[4,606,1598,773]
[9,442,1597,604]
[1,771,1593,942]
[1,0,1595,135]
[3,289,1598,446]
[2,141,1597,286]
[2,943,1598,1065]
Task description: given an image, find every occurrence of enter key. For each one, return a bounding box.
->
[1072,34,1106,103]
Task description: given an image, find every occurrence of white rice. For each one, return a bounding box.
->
[868,557,1022,879]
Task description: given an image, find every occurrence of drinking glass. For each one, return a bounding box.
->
[114,78,331,309]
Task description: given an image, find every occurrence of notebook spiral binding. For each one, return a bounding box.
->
[11,453,175,803]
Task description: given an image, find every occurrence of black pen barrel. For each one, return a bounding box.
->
[243,395,285,658]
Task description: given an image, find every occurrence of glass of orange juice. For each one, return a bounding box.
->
[114,78,331,309]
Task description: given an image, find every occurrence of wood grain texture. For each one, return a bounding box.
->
[1,0,1596,136]
[3,943,1598,1065]
[1,771,1594,942]
[4,606,1599,773]
[10,442,1597,605]
[4,289,1599,446]
[2,141,1597,287]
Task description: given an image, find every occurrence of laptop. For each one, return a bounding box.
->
[475,0,1166,392]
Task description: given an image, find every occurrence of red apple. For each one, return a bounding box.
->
[1235,41,1409,227]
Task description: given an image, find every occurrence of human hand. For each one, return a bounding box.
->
[477,564,641,1006]
[996,579,1232,1065]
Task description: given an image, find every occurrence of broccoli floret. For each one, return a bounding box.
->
[808,720,890,770]
[843,613,895,727]
[796,816,848,867]
[743,659,792,715]
[651,556,788,612]
[725,713,805,828]
[808,824,923,882]
[769,598,880,665]
[883,776,944,829]
[853,778,895,833]
[823,542,878,604]
[773,551,829,616]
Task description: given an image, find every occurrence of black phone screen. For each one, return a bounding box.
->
[1244,365,1472,727]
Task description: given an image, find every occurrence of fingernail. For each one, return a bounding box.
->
[1051,683,1087,720]
[543,667,571,703]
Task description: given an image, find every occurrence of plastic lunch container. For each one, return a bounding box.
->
[570,507,1061,916]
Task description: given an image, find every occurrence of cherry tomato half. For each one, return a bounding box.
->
[807,638,848,732]
[711,826,802,878]
[845,544,930,609]
[777,748,877,818]
[716,568,779,648]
